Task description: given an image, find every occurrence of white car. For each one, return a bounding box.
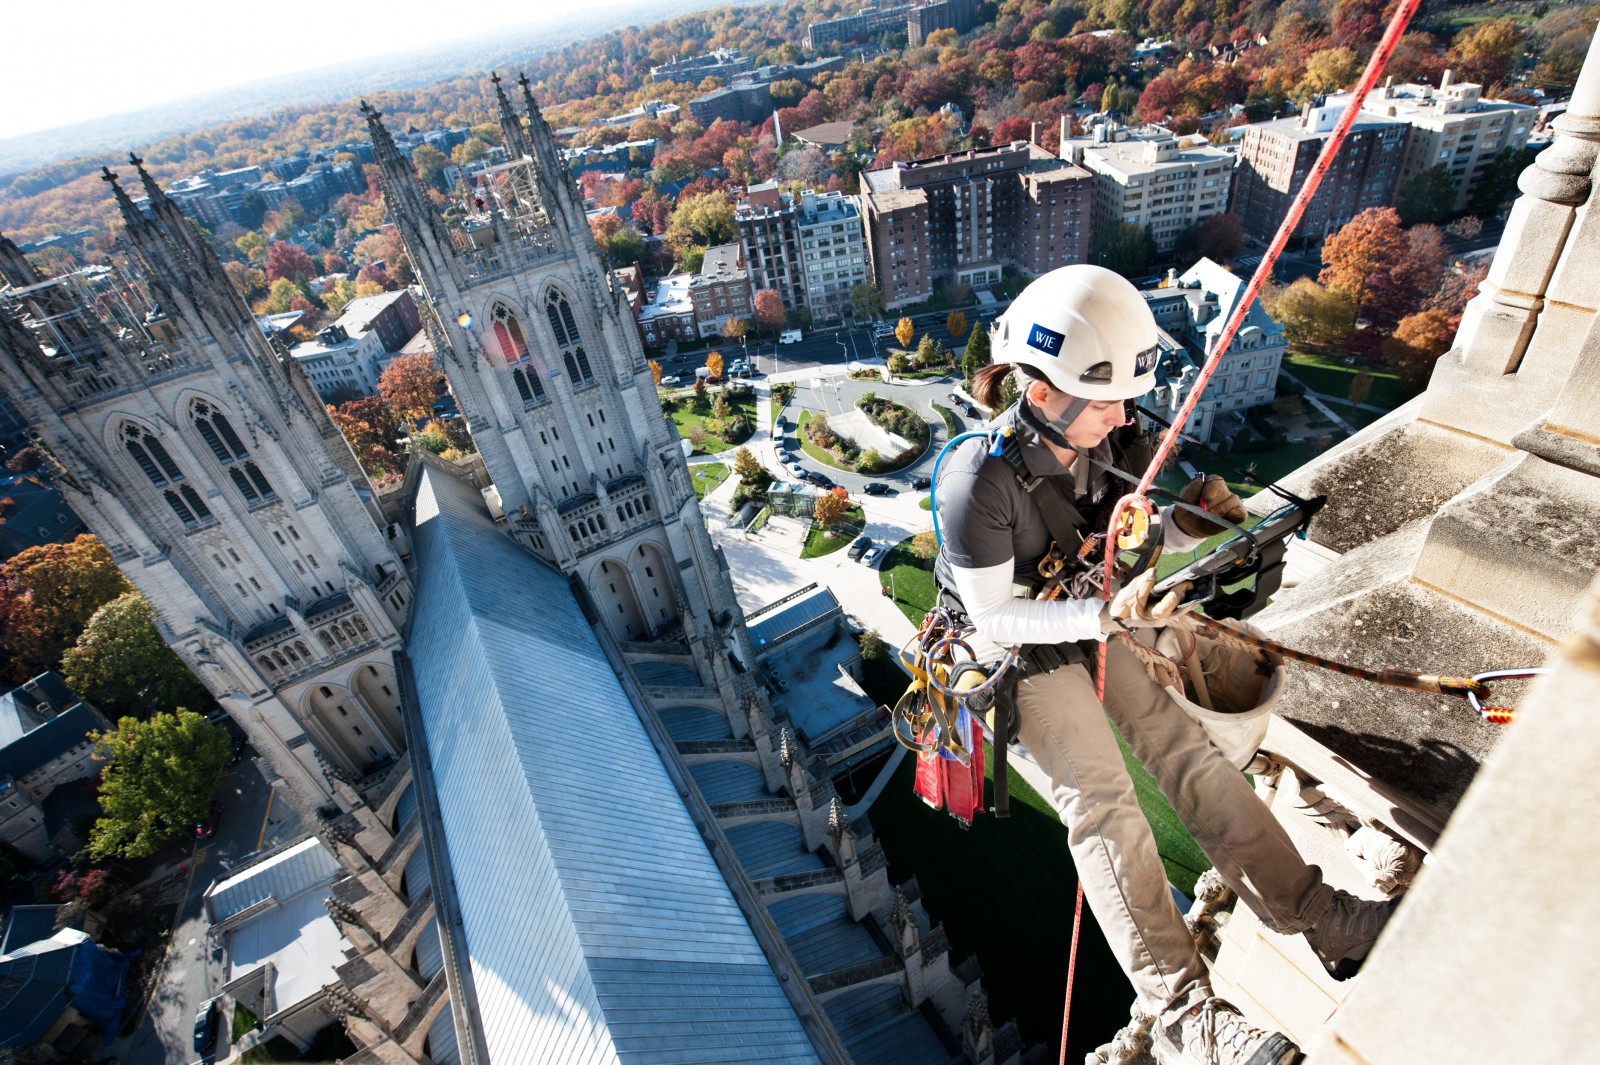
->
[862,544,887,566]
[660,374,682,387]
[787,461,806,479]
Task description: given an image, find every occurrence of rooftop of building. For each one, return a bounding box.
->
[0,674,103,783]
[403,461,822,1063]
[792,121,855,148]
[330,288,410,335]
[1067,124,1235,175]
[695,243,747,285]
[1360,71,1536,124]
[208,837,350,1011]
[1247,94,1409,141]
[639,273,695,321]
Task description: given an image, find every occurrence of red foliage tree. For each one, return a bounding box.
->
[265,240,316,285]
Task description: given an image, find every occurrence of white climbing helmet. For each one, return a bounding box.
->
[991,264,1160,401]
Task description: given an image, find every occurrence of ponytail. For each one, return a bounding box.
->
[972,362,1024,412]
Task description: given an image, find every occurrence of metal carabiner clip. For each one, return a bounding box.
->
[1466,668,1552,724]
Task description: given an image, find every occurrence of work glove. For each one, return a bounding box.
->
[1172,474,1246,538]
[1101,570,1194,633]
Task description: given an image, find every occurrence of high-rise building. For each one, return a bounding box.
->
[1230,95,1407,245]
[860,142,1091,309]
[1359,71,1536,213]
[1059,122,1237,254]
[736,185,869,322]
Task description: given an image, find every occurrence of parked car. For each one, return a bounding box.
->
[862,544,887,566]
[194,799,221,840]
[873,321,896,338]
[802,471,834,489]
[194,999,219,1052]
[862,482,893,496]
[848,536,873,561]
[787,461,807,479]
[660,374,683,387]
[910,475,932,490]
[948,391,964,404]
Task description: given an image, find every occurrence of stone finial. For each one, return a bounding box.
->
[778,726,795,767]
[828,796,848,838]
[964,992,991,1031]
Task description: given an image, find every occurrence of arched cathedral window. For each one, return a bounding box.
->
[192,401,275,506]
[490,305,547,405]
[545,290,593,384]
[122,423,213,528]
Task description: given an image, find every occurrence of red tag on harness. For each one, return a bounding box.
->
[913,716,985,826]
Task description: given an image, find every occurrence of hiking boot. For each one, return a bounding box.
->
[1153,997,1298,1065]
[1303,889,1395,981]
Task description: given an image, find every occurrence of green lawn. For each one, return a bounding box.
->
[870,731,1210,1057]
[690,463,729,499]
[797,410,849,470]
[881,540,938,624]
[918,494,932,511]
[802,504,865,558]
[1283,349,1408,408]
[1184,440,1325,499]
[930,402,959,435]
[667,391,756,455]
[1320,398,1387,430]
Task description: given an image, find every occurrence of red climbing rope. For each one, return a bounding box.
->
[1058,1,1425,1059]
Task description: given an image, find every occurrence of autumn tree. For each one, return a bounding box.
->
[378,351,444,428]
[1447,18,1525,89]
[722,318,747,342]
[1,535,132,683]
[911,527,939,559]
[328,396,403,477]
[1195,213,1247,261]
[946,310,969,341]
[895,317,915,349]
[1397,165,1456,227]
[1295,47,1361,101]
[1384,307,1454,390]
[647,359,663,387]
[858,629,888,662]
[1348,368,1374,405]
[733,447,763,480]
[1319,208,1408,316]
[812,486,850,531]
[915,334,941,368]
[62,593,212,721]
[89,710,231,860]
[264,241,315,285]
[667,190,736,250]
[410,144,450,192]
[1260,278,1357,348]
[753,289,788,336]
[705,351,723,379]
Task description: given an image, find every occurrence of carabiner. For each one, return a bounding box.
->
[1466,668,1551,724]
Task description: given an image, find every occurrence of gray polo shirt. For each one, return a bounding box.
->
[932,403,1118,591]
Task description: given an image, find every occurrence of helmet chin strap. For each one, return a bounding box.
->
[1019,393,1093,492]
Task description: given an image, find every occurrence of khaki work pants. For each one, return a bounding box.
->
[1013,638,1333,1018]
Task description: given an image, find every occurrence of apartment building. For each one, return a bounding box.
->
[1060,122,1236,254]
[1360,72,1535,212]
[859,142,1091,309]
[734,185,869,322]
[1231,95,1408,245]
[688,243,754,337]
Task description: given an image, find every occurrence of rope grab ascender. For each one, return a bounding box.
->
[881,0,1554,1055]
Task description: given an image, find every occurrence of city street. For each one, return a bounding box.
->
[110,754,301,1065]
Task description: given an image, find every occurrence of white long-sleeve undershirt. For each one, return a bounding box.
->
[945,504,1207,646]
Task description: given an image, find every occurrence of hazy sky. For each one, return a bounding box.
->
[2,0,646,143]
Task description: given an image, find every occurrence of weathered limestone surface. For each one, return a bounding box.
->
[1303,575,1600,1063]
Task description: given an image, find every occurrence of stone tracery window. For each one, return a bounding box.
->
[191,401,275,505]
[122,422,213,528]
[490,304,547,405]
[545,290,593,384]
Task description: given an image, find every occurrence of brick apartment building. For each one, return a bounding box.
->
[859,142,1091,309]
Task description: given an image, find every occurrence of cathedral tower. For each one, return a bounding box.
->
[0,160,414,813]
[361,81,751,666]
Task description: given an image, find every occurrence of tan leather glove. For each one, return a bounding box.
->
[1101,570,1194,632]
[1172,474,1246,538]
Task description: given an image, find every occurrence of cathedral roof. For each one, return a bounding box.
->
[405,462,821,1064]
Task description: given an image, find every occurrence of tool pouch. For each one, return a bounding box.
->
[1153,621,1283,770]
